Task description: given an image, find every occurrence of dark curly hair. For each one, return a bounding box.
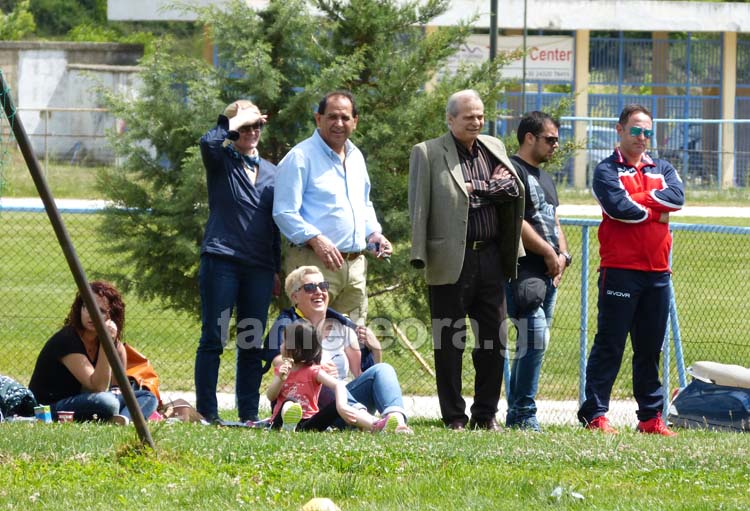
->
[64,281,125,341]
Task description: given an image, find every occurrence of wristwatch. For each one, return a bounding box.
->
[561,251,572,267]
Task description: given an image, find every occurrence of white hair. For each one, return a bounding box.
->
[446,89,483,119]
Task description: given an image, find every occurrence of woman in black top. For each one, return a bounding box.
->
[28,281,157,423]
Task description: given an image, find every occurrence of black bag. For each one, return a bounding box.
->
[668,379,750,432]
[510,269,547,317]
[0,374,38,418]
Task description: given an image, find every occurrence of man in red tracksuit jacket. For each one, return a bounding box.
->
[577,104,684,436]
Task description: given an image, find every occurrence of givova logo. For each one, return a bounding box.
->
[606,289,631,298]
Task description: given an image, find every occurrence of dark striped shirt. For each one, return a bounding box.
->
[454,136,519,242]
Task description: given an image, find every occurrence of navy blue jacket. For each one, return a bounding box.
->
[199,115,281,272]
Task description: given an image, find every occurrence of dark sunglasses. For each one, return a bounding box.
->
[535,135,559,145]
[296,281,330,294]
[629,126,653,139]
[238,121,265,133]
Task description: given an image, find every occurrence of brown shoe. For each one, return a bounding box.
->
[446,419,466,431]
[469,417,501,431]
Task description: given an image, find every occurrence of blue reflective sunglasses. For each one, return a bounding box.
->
[629,126,653,139]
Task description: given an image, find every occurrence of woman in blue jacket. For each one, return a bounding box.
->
[195,100,281,423]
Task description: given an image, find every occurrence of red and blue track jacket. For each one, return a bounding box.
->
[592,148,685,272]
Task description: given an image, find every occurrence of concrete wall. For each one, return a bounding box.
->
[0,42,143,164]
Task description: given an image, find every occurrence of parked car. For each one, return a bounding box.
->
[559,124,618,186]
[658,123,711,185]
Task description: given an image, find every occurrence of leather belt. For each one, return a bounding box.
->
[341,251,364,261]
[297,243,363,261]
[467,240,493,251]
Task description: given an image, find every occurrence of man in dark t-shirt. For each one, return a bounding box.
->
[505,111,571,432]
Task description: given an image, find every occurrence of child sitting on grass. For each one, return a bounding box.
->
[266,321,398,433]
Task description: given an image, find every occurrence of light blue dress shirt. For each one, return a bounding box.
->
[273,129,382,252]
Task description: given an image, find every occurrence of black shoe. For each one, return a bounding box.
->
[446,419,467,431]
[468,417,501,431]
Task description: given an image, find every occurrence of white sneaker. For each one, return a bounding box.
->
[111,414,130,426]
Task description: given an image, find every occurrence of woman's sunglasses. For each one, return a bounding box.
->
[296,281,330,294]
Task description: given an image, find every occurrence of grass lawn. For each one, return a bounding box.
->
[1,421,748,510]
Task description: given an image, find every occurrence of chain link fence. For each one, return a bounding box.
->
[2,206,749,424]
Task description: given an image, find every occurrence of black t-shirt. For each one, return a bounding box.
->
[28,326,95,405]
[510,155,560,275]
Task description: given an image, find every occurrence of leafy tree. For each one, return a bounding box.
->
[0,0,36,40]
[29,0,105,36]
[99,0,518,319]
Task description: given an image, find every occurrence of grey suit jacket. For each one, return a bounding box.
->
[408,132,525,286]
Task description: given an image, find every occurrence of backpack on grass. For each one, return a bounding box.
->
[0,374,37,419]
[668,379,750,432]
[124,343,161,407]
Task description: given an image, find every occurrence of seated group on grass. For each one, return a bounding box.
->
[264,266,411,433]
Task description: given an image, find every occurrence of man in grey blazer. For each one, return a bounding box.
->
[408,89,525,431]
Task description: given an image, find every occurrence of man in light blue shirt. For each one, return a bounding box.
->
[274,91,392,322]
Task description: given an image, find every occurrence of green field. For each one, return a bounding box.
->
[1,421,749,511]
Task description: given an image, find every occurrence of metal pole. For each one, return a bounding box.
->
[44,109,49,176]
[489,0,498,136]
[522,0,528,114]
[578,225,590,407]
[0,70,155,449]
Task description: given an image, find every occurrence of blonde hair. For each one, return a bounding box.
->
[285,266,324,301]
[223,99,260,119]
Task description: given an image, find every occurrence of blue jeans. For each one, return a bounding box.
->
[50,390,158,422]
[505,278,558,426]
[195,254,274,421]
[317,363,408,425]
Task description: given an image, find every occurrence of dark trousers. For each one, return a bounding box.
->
[271,399,339,431]
[428,243,507,425]
[195,254,274,422]
[578,268,671,423]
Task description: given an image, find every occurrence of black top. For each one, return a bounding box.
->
[511,155,560,275]
[28,326,95,405]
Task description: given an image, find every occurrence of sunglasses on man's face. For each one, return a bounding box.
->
[296,281,330,294]
[535,135,559,145]
[629,126,653,139]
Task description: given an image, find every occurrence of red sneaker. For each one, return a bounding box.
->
[637,414,677,437]
[585,415,619,434]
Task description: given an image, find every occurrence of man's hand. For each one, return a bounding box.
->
[552,254,567,288]
[658,212,670,224]
[366,232,392,258]
[465,181,474,194]
[543,250,562,278]
[308,234,344,270]
[490,165,512,181]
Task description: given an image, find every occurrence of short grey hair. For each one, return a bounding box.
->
[446,89,483,118]
[285,265,324,302]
